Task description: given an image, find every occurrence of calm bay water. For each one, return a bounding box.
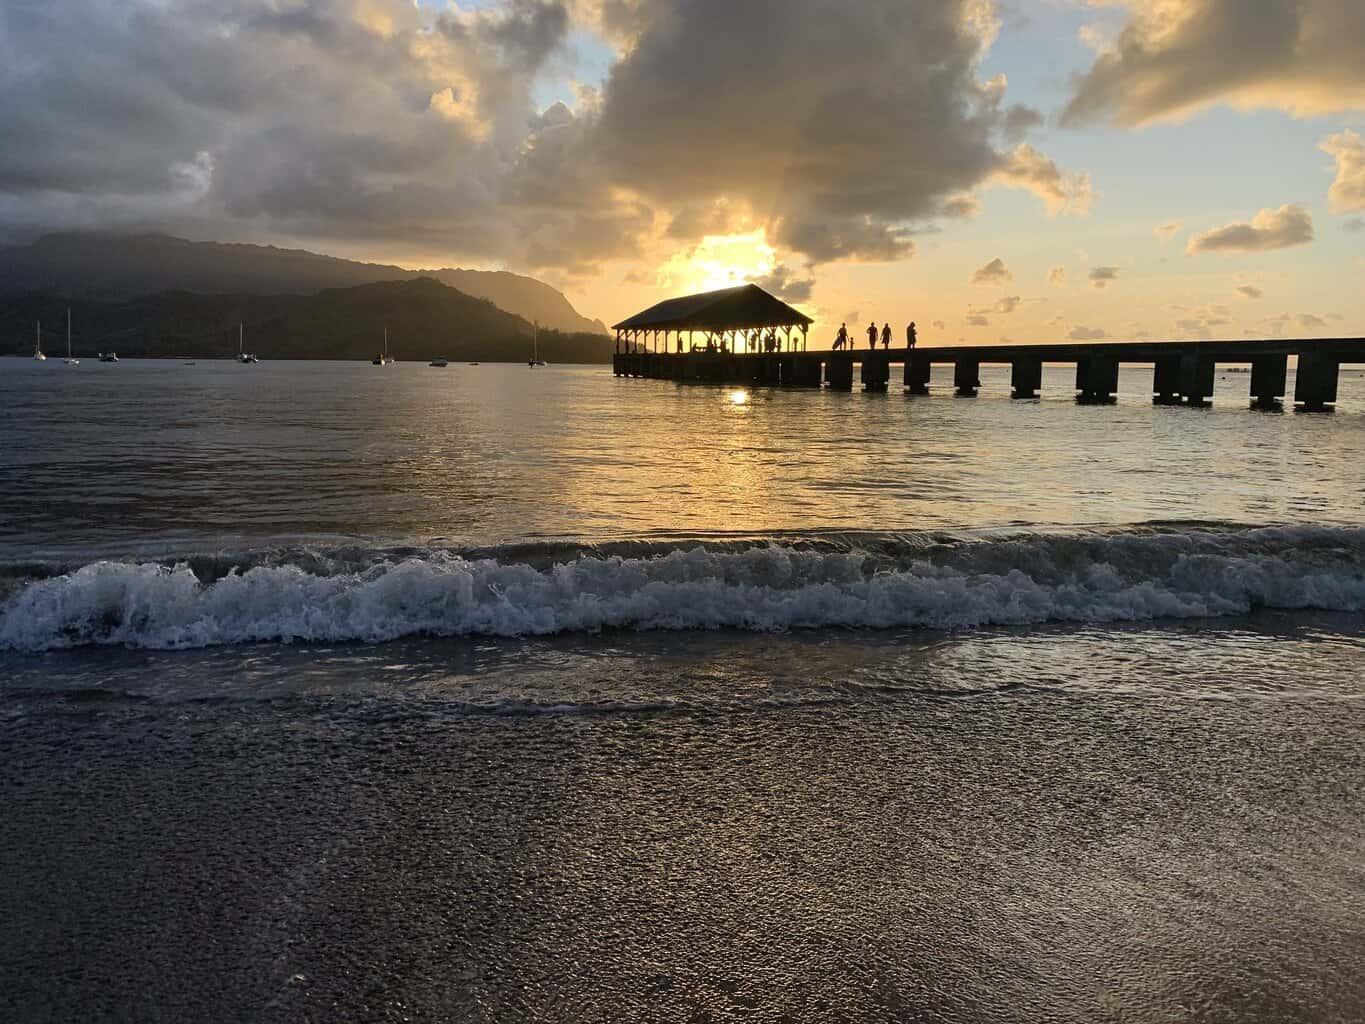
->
[2,357,1364,1022]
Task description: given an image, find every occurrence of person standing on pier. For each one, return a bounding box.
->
[835,323,848,350]
[867,322,878,350]
[881,323,892,349]
[907,321,917,349]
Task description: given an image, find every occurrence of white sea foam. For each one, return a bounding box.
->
[2,526,1364,651]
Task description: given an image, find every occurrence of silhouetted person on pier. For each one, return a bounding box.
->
[907,321,917,349]
[881,323,892,349]
[867,323,878,350]
[834,324,848,350]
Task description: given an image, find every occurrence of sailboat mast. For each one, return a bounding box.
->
[384,326,388,358]
[67,307,71,358]
[239,323,243,356]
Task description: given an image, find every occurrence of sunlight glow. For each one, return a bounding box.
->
[727,389,750,406]
[660,231,775,294]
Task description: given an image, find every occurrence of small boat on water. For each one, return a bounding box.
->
[429,358,449,367]
[64,308,79,365]
[98,351,119,363]
[373,327,394,366]
[237,323,258,363]
[528,321,547,367]
[33,322,46,361]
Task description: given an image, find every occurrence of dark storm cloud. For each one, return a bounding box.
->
[1063,0,1365,127]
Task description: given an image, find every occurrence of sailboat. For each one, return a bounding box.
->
[237,323,258,363]
[528,321,547,367]
[33,321,46,360]
[372,326,394,365]
[64,308,79,365]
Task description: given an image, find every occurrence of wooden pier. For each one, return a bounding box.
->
[613,340,1365,410]
[612,286,1363,409]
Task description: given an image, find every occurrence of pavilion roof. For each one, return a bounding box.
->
[613,284,813,332]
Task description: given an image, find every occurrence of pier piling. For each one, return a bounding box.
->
[905,353,931,395]
[1011,357,1042,400]
[825,356,854,391]
[1250,355,1287,408]
[1179,352,1215,407]
[1295,352,1339,410]
[954,357,980,397]
[1076,353,1118,404]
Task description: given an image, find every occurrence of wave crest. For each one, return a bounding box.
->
[3,526,1365,651]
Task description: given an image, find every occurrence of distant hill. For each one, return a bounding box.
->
[2,278,613,363]
[0,233,609,336]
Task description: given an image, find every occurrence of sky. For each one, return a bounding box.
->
[1,0,1363,345]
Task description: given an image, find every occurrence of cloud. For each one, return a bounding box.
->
[0,0,1094,272]
[971,257,1012,285]
[1068,326,1107,340]
[967,314,990,327]
[1297,313,1328,328]
[0,0,654,272]
[993,144,1095,216]
[1237,284,1263,299]
[1188,204,1315,254]
[970,295,1023,316]
[1047,265,1067,287]
[1061,0,1365,127]
[1088,266,1120,288]
[1322,131,1365,213]
[1345,218,1365,233]
[592,0,1089,263]
[753,263,816,303]
[941,193,982,219]
[1154,221,1182,243]
[933,319,947,331]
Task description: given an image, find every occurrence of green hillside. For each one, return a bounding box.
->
[3,278,613,363]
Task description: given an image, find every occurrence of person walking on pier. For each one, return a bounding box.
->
[907,321,917,349]
[881,323,892,350]
[834,323,848,350]
[867,322,878,350]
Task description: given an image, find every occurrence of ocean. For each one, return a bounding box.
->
[2,358,1363,1022]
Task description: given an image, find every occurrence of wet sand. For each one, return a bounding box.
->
[3,670,1363,1023]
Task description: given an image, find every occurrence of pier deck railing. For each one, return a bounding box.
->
[611,339,1365,409]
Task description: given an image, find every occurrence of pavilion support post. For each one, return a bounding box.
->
[1294,351,1339,410]
[1075,352,1118,404]
[1011,356,1042,399]
[954,356,980,397]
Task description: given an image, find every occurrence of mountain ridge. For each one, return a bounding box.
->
[3,277,613,364]
[0,232,609,336]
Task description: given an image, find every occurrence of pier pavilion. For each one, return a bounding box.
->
[612,287,1364,410]
[613,284,812,357]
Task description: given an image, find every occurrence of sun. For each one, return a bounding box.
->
[661,231,776,293]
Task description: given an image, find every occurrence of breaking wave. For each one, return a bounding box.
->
[2,525,1365,651]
